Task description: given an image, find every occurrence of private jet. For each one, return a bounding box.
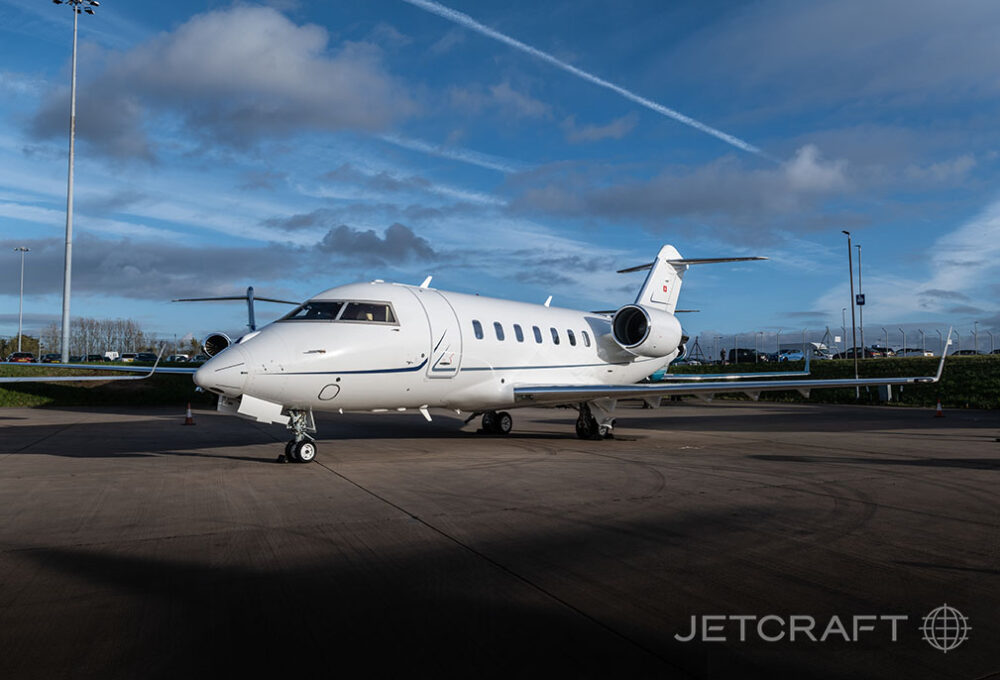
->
[1,245,950,463]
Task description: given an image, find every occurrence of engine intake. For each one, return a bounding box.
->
[202,332,232,357]
[611,304,683,358]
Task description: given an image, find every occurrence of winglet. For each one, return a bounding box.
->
[933,327,952,382]
[420,276,433,289]
[142,347,166,379]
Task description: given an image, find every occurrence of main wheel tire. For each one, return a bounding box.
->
[575,416,596,440]
[285,440,295,459]
[294,440,316,463]
[481,411,497,433]
[496,411,513,435]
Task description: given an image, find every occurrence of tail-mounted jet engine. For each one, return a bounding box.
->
[611,304,684,358]
[202,332,232,357]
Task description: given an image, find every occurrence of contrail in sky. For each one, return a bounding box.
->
[402,0,764,157]
[379,133,527,174]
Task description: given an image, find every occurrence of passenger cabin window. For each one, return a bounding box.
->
[494,322,505,341]
[472,320,484,339]
[582,330,591,347]
[533,326,542,343]
[567,329,576,346]
[280,301,344,321]
[550,327,560,345]
[514,324,524,342]
[341,302,396,323]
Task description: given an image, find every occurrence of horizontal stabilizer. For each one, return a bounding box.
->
[617,256,766,274]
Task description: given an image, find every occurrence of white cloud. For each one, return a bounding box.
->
[562,113,639,143]
[30,6,416,156]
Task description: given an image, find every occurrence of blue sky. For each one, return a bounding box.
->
[2,0,999,353]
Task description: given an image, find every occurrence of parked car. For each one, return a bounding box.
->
[896,348,934,357]
[69,355,84,362]
[86,354,105,362]
[40,353,62,363]
[166,354,189,363]
[190,354,210,363]
[6,352,36,363]
[952,349,982,356]
[135,352,158,363]
[120,353,138,363]
[834,347,879,359]
[869,345,894,357]
[777,349,804,362]
[727,348,769,363]
[992,349,1000,355]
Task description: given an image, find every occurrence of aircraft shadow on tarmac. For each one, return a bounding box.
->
[5,502,965,680]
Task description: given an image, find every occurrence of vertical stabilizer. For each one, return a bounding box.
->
[634,245,686,313]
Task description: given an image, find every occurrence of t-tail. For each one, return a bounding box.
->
[619,245,768,314]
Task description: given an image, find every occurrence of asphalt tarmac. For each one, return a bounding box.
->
[1,402,997,679]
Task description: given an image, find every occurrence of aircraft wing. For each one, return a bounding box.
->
[0,351,196,383]
[515,349,947,407]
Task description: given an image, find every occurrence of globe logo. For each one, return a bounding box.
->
[920,604,970,653]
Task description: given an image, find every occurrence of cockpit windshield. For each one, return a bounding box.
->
[280,301,344,321]
[278,300,396,324]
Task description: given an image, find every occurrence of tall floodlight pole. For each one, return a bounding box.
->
[843,231,859,396]
[855,244,864,352]
[52,0,100,362]
[918,329,925,355]
[973,321,979,354]
[14,247,30,352]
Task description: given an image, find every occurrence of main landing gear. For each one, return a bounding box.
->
[479,410,513,435]
[279,409,317,463]
[576,403,615,440]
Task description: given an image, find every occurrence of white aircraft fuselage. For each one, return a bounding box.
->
[195,281,678,414]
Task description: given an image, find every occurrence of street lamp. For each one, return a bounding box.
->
[898,327,905,358]
[51,0,101,362]
[918,329,925,356]
[843,231,859,396]
[988,331,995,354]
[855,243,864,351]
[973,321,978,354]
[13,247,30,352]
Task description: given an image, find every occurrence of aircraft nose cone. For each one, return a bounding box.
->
[194,345,249,397]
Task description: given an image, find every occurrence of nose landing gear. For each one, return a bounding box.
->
[279,409,317,463]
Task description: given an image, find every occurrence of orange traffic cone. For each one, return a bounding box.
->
[934,400,944,418]
[183,403,196,426]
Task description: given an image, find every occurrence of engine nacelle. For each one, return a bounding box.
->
[202,332,232,357]
[611,304,683,358]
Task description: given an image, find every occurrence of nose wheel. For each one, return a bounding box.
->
[279,409,318,463]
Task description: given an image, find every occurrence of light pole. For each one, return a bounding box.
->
[52,0,100,362]
[843,231,859,395]
[882,327,888,358]
[936,329,943,355]
[13,247,30,352]
[841,307,847,356]
[898,327,905,358]
[734,333,740,364]
[918,329,925,356]
[988,331,994,354]
[856,244,864,352]
[973,321,978,354]
[776,329,782,355]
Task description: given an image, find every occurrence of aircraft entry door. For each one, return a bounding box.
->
[412,288,462,378]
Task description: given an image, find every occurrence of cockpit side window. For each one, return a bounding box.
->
[340,302,396,323]
[279,301,344,321]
